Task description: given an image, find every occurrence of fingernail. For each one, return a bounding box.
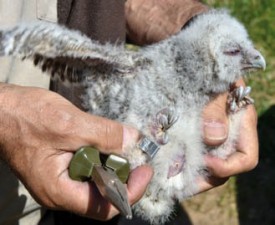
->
[204,120,227,141]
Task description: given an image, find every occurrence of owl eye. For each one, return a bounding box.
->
[224,49,241,56]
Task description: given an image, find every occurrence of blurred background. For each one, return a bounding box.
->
[182,1,275,224]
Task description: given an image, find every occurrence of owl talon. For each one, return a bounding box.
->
[151,108,179,145]
[156,108,179,131]
[228,86,254,113]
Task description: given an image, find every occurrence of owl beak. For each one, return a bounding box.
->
[243,49,266,71]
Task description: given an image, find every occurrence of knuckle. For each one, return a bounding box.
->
[35,189,59,210]
[215,169,231,179]
[98,119,123,152]
[247,157,259,171]
[247,105,258,125]
[239,154,259,173]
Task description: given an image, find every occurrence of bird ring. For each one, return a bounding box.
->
[138,137,160,159]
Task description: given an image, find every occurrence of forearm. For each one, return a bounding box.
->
[125,0,208,45]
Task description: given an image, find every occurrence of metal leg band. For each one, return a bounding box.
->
[138,137,160,159]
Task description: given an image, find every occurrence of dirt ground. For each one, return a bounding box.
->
[182,179,239,225]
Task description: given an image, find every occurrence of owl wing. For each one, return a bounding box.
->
[0,22,136,83]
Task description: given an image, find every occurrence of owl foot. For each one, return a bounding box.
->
[151,108,179,145]
[228,86,254,113]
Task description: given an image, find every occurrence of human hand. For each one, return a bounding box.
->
[125,0,208,45]
[197,79,259,192]
[0,84,153,220]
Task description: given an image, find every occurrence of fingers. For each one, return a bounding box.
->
[55,173,114,220]
[54,165,153,221]
[125,0,208,45]
[202,92,229,146]
[199,104,258,194]
[199,78,258,193]
[127,165,154,204]
[77,113,124,153]
[205,105,258,178]
[196,175,228,193]
[79,114,140,155]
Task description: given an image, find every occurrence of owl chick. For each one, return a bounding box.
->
[0,9,265,224]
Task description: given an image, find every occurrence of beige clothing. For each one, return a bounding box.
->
[0,0,55,88]
[0,1,56,224]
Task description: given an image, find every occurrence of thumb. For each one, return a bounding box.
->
[127,165,154,204]
[202,92,229,146]
[77,112,140,155]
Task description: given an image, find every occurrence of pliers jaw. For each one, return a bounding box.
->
[92,166,132,219]
[69,147,132,219]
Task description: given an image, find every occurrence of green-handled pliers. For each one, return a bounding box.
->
[69,146,132,219]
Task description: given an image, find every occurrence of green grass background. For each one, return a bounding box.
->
[204,0,275,114]
[185,1,275,225]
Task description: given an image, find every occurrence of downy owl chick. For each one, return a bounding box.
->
[0,9,265,224]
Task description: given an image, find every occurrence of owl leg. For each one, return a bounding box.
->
[228,86,254,113]
[151,108,179,145]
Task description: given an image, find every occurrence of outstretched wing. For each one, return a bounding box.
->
[0,22,135,83]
